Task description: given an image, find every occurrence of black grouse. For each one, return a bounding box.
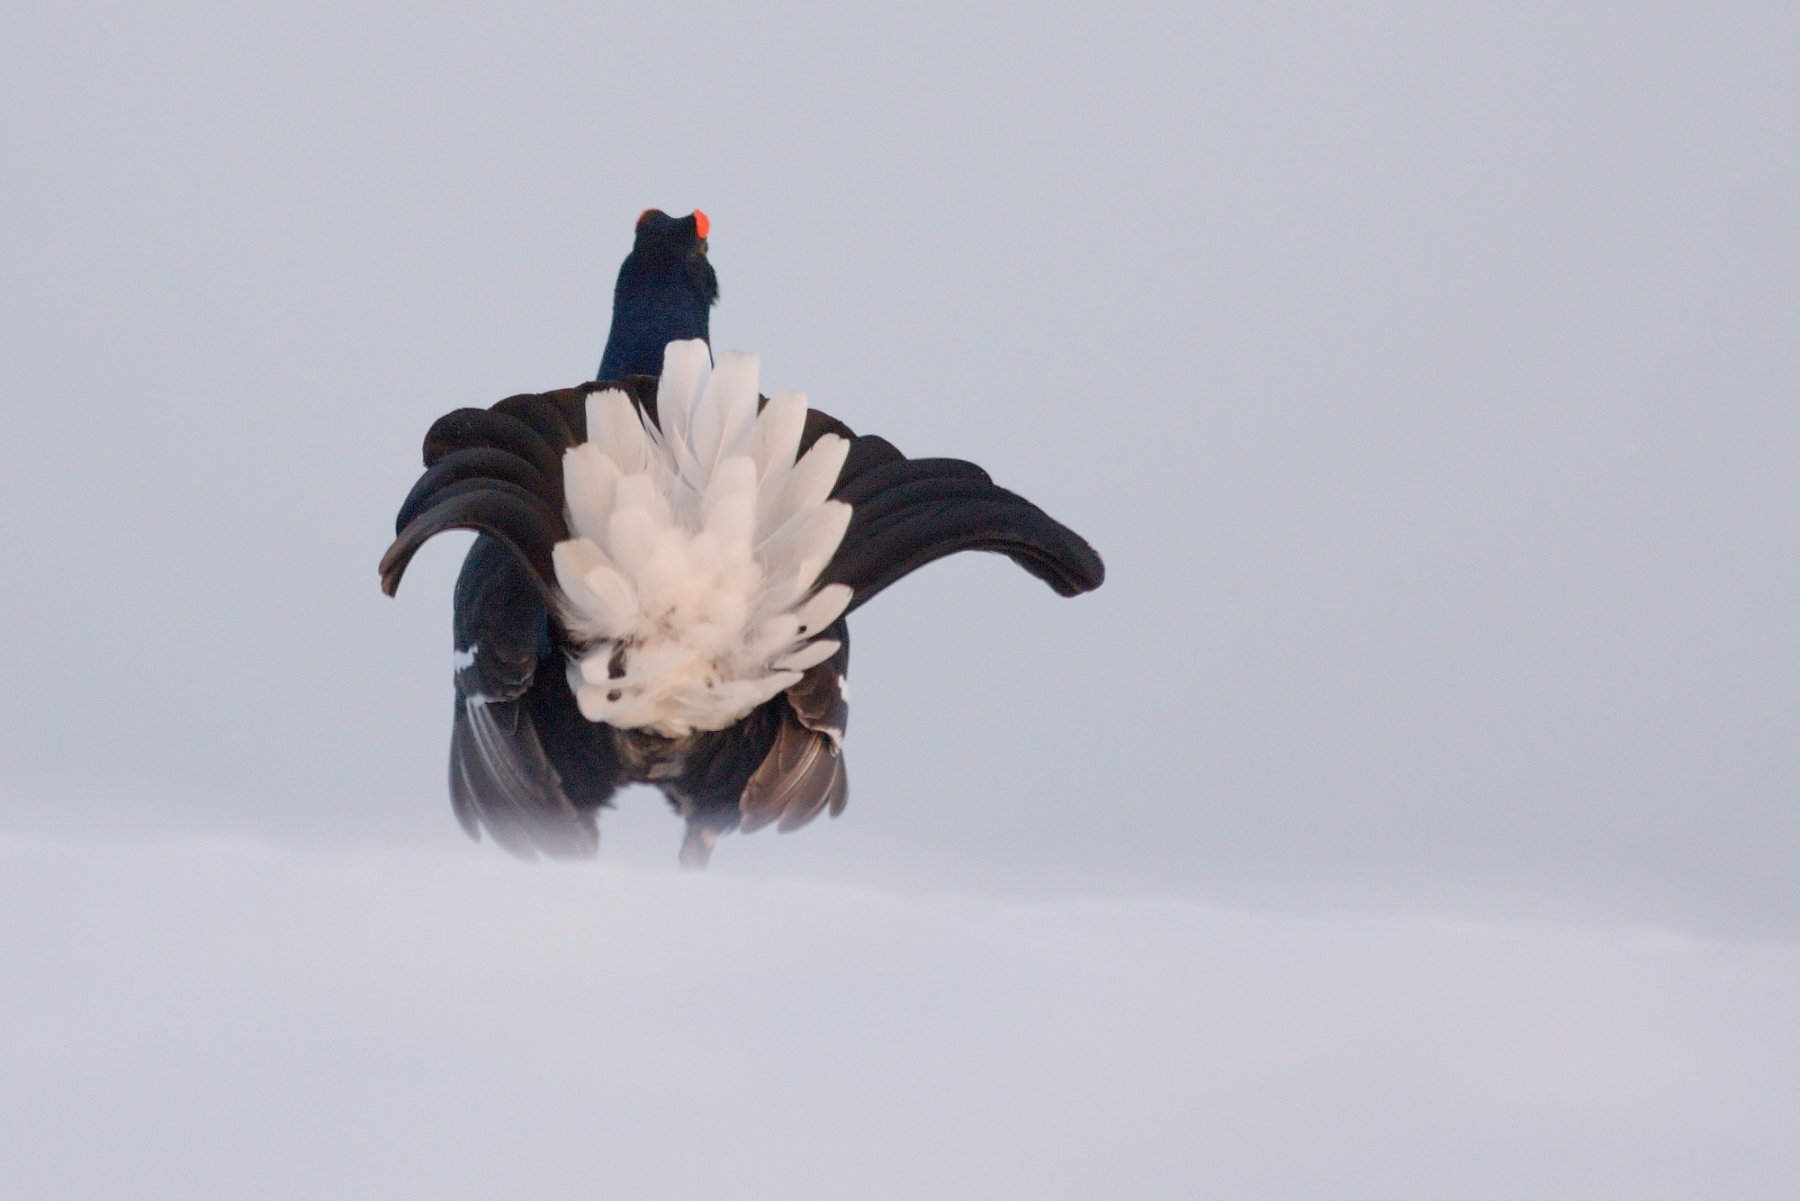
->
[381,210,1104,867]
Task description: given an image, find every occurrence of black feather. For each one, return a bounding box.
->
[492,393,579,455]
[822,455,1105,609]
[395,448,558,536]
[381,483,563,601]
[423,407,561,482]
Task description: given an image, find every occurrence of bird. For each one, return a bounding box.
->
[380,209,1104,867]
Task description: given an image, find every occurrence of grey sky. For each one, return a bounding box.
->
[2,1,1796,937]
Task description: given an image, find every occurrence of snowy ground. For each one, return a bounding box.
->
[3,836,1796,1201]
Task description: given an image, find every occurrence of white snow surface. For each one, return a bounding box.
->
[3,836,1796,1201]
[554,339,852,737]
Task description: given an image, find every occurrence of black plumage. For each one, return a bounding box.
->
[598,209,717,381]
[381,212,1103,865]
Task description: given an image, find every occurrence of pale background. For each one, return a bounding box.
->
[2,3,1795,1196]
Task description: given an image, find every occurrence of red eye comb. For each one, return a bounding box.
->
[693,210,709,239]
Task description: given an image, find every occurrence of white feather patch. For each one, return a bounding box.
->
[555,340,854,737]
[772,638,841,673]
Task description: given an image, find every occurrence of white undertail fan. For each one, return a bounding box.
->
[381,340,1104,863]
[554,340,854,738]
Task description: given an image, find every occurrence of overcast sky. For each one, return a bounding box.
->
[3,2,1796,931]
[4,1,1797,1193]
[4,1,1796,930]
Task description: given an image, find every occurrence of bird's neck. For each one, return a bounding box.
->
[598,272,711,380]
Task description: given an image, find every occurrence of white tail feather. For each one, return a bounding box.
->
[555,340,852,737]
[563,443,620,543]
[655,340,709,449]
[750,391,807,484]
[793,583,852,637]
[690,350,760,482]
[589,389,649,475]
[758,433,849,544]
[773,638,841,673]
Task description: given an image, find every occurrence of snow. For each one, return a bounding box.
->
[2,836,1795,1200]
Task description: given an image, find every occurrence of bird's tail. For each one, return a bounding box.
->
[380,388,597,600]
[381,379,1104,614]
[822,435,1105,612]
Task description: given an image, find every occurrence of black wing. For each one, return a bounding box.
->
[739,621,850,834]
[822,429,1104,612]
[383,386,625,858]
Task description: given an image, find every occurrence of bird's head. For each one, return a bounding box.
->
[599,209,719,380]
[634,208,709,243]
[630,208,718,304]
